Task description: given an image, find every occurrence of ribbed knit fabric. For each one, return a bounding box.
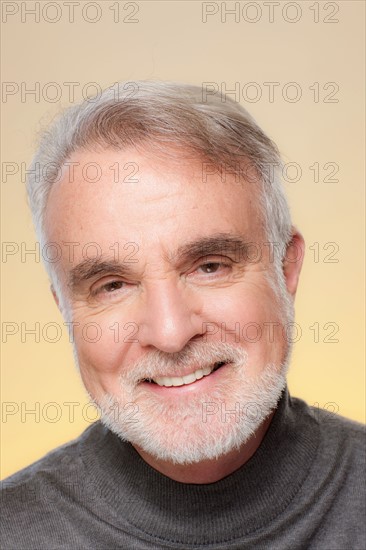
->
[1,388,365,549]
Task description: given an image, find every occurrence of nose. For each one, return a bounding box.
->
[136,280,204,353]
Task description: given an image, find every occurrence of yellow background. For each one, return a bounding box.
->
[1,0,365,479]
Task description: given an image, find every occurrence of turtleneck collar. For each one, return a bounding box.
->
[80,387,319,545]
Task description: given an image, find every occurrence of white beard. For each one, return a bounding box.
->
[92,339,291,465]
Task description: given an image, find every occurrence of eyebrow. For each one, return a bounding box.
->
[68,233,250,290]
[69,259,136,291]
[165,233,251,265]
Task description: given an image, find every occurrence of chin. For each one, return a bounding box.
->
[96,360,288,465]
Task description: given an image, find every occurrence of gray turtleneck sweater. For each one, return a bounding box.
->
[1,389,365,549]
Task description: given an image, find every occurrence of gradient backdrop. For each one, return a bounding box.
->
[1,0,365,478]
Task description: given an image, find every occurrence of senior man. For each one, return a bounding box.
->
[1,81,365,549]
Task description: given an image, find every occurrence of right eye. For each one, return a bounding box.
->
[90,278,131,301]
[100,281,125,293]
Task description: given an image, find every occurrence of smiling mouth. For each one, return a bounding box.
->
[141,361,227,387]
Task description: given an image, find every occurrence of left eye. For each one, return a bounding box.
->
[198,262,225,274]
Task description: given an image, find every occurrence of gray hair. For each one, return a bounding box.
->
[26,80,293,305]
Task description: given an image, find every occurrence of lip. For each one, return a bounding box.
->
[140,362,230,395]
[143,365,210,382]
[140,361,227,384]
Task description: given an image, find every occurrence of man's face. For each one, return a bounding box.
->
[45,145,299,464]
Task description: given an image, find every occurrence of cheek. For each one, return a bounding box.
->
[74,329,129,402]
[73,311,131,378]
[202,278,283,327]
[201,282,287,361]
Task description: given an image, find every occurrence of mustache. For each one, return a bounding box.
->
[122,342,248,384]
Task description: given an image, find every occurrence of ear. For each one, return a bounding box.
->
[282,229,305,297]
[50,285,60,310]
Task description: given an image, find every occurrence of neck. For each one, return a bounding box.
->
[133,411,275,484]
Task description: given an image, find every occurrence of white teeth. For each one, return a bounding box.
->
[160,377,173,387]
[195,369,204,380]
[182,372,197,384]
[153,364,221,387]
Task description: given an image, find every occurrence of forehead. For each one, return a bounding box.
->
[44,146,263,255]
